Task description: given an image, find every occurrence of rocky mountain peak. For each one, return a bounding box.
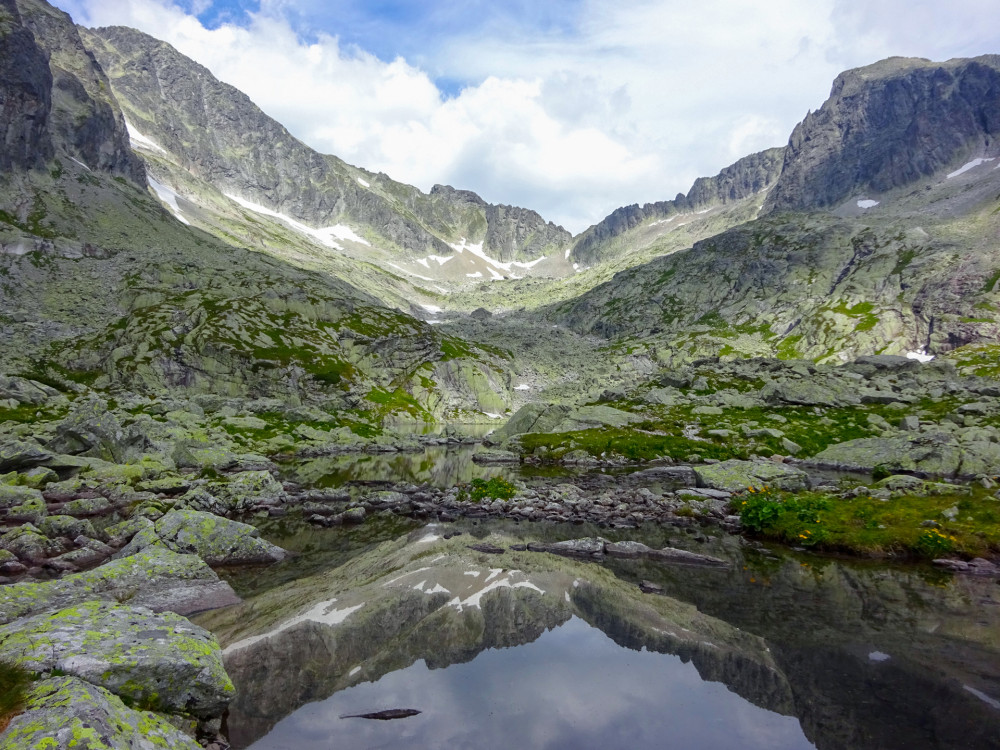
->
[765,55,1000,212]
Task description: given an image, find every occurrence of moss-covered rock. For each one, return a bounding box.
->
[5,494,47,524]
[808,432,1000,477]
[0,600,234,717]
[208,470,285,514]
[0,484,43,510]
[46,398,148,463]
[0,675,202,750]
[0,439,52,473]
[694,459,808,492]
[0,523,63,562]
[116,509,287,566]
[0,547,240,624]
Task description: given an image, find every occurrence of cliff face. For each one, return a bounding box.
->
[0,0,53,171]
[570,148,785,265]
[8,0,143,182]
[765,56,1000,211]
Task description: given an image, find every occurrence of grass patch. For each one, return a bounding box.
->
[0,661,32,732]
[734,487,1000,558]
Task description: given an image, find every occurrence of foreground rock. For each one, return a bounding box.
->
[0,676,202,750]
[0,547,240,624]
[115,509,287,565]
[807,433,1000,477]
[0,601,234,718]
[527,537,729,567]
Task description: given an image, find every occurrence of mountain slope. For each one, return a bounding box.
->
[765,55,1000,212]
[0,0,520,422]
[80,25,571,272]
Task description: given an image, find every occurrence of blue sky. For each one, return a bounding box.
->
[54,0,1000,233]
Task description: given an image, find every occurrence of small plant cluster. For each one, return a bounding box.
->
[0,661,32,732]
[914,528,957,556]
[738,488,831,546]
[462,477,518,503]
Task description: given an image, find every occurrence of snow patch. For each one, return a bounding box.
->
[857,199,879,209]
[224,600,364,654]
[416,533,441,544]
[420,304,443,314]
[484,412,502,419]
[906,350,935,363]
[428,254,454,265]
[463,571,481,578]
[487,267,505,281]
[511,255,546,270]
[329,225,370,246]
[466,271,483,279]
[514,384,530,391]
[69,157,91,172]
[964,685,1000,710]
[349,666,361,677]
[356,177,370,188]
[947,157,995,179]
[564,247,572,259]
[225,194,344,250]
[148,177,190,226]
[382,567,431,587]
[125,119,167,155]
[868,651,891,662]
[484,568,503,583]
[416,258,430,269]
[388,263,434,282]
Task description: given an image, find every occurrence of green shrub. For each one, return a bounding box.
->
[914,528,957,556]
[466,477,518,503]
[0,661,32,731]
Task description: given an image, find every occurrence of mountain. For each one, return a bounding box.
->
[765,55,1000,213]
[80,25,571,283]
[544,56,1000,363]
[570,147,785,266]
[0,0,522,422]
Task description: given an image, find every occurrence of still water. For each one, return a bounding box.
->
[249,616,813,750]
[209,448,1000,750]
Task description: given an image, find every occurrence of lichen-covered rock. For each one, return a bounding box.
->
[5,493,47,524]
[38,514,98,540]
[0,523,63,562]
[759,378,859,406]
[0,547,240,624]
[807,432,1000,477]
[116,509,287,565]
[209,470,285,514]
[0,676,202,750]
[0,600,234,717]
[694,459,808,492]
[0,438,52,472]
[60,495,113,517]
[0,484,44,509]
[46,398,149,463]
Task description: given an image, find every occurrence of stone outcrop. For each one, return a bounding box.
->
[0,600,234,717]
[766,56,1000,212]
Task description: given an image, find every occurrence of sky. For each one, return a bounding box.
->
[52,0,1000,234]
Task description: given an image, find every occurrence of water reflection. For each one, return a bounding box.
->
[247,617,814,750]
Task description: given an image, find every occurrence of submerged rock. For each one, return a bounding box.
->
[0,676,202,750]
[0,600,234,718]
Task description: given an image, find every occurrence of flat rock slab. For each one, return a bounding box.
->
[933,557,1000,577]
[807,433,1000,477]
[694,459,808,492]
[0,601,234,718]
[0,547,240,625]
[532,538,730,568]
[0,675,202,750]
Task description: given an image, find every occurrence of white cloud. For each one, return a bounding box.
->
[52,0,1000,233]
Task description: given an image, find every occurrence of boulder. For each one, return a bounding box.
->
[209,470,286,514]
[0,676,202,750]
[0,438,52,472]
[0,523,63,562]
[46,398,148,462]
[0,484,44,510]
[694,459,808,492]
[807,432,1000,477]
[759,379,858,406]
[116,509,287,565]
[0,601,234,718]
[0,547,240,625]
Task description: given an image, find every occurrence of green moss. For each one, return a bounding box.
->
[734,487,1000,558]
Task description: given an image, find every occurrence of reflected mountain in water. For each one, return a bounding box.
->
[199,528,796,747]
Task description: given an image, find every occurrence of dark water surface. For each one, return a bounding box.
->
[248,616,814,750]
[214,451,1000,750]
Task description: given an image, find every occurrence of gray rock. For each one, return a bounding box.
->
[0,547,240,624]
[0,601,234,718]
[116,508,287,565]
[0,676,202,750]
[694,459,808,492]
[0,523,63,562]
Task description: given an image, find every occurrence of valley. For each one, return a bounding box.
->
[0,1,999,748]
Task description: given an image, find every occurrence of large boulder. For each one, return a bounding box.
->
[694,459,808,492]
[46,398,149,462]
[759,378,859,407]
[0,484,44,509]
[490,403,643,443]
[0,438,52,472]
[0,547,240,625]
[0,523,63,562]
[0,676,202,750]
[0,375,65,406]
[807,432,1000,477]
[116,508,287,565]
[208,470,286,514]
[0,600,234,718]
